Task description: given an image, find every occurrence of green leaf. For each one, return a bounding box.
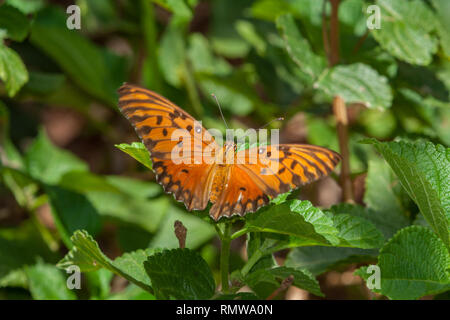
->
[357,226,450,300]
[365,139,450,248]
[158,22,186,88]
[286,246,377,276]
[315,63,392,109]
[0,45,28,97]
[144,248,215,299]
[0,4,30,41]
[235,20,267,56]
[431,0,450,58]
[24,129,88,185]
[245,200,339,246]
[26,263,77,300]
[330,214,385,249]
[246,200,385,250]
[0,269,27,289]
[251,0,294,22]
[115,142,153,170]
[276,14,326,84]
[5,0,44,14]
[209,0,251,58]
[214,292,259,300]
[331,203,407,244]
[57,171,168,233]
[108,284,155,300]
[105,175,161,199]
[364,158,410,239]
[23,72,65,96]
[29,6,125,106]
[85,269,113,300]
[57,230,155,293]
[112,250,156,290]
[246,233,278,274]
[245,266,323,298]
[0,222,56,281]
[57,231,113,272]
[371,0,438,65]
[153,0,193,26]
[45,186,102,244]
[198,73,254,116]
[188,33,231,76]
[0,101,23,168]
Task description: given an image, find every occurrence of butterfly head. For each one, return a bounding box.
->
[223,141,236,164]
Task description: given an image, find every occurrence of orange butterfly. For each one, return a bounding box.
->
[118,84,341,220]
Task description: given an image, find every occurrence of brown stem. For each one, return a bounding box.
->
[266,275,294,300]
[174,220,187,249]
[322,0,331,65]
[327,0,354,203]
[329,0,340,66]
[333,96,354,203]
[352,30,369,55]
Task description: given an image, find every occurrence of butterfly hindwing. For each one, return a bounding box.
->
[210,144,341,218]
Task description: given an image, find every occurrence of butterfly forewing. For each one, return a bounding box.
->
[118,83,218,210]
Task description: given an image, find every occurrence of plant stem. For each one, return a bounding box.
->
[333,96,354,202]
[329,0,340,66]
[140,0,162,90]
[327,0,354,203]
[230,227,248,240]
[241,247,263,276]
[219,222,232,293]
[321,0,331,64]
[241,241,286,277]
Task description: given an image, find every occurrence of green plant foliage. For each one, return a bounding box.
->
[245,266,324,298]
[144,248,216,299]
[25,129,88,185]
[57,230,155,292]
[29,6,126,106]
[0,44,28,97]
[355,226,450,300]
[45,185,102,241]
[245,199,384,249]
[370,0,438,65]
[0,223,57,284]
[365,139,450,248]
[115,142,153,170]
[26,262,77,300]
[276,13,326,83]
[285,246,376,276]
[5,0,44,14]
[315,63,392,109]
[431,0,450,58]
[0,4,30,42]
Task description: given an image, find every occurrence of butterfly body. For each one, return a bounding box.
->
[118,84,341,221]
[209,164,231,203]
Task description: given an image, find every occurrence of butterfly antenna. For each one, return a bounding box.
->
[258,117,284,130]
[211,93,228,129]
